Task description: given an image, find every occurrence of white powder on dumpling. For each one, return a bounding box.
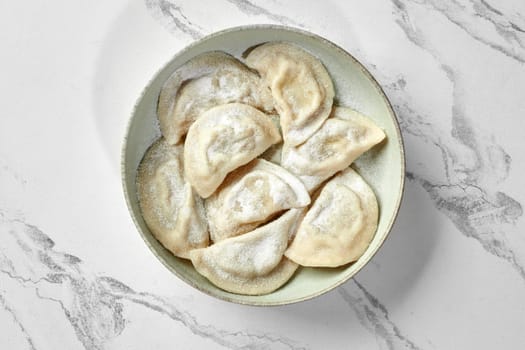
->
[218,235,282,276]
[188,194,208,245]
[309,190,342,233]
[268,177,291,207]
[232,184,264,221]
[250,235,283,274]
[136,138,209,259]
[205,160,310,242]
[192,210,300,283]
[159,51,275,144]
[227,172,294,222]
[204,229,282,278]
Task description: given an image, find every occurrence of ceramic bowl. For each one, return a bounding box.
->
[122,25,405,306]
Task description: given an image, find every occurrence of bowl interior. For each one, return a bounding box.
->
[122,25,405,306]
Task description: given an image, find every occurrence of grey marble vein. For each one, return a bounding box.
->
[0,294,37,350]
[225,0,304,28]
[389,84,524,278]
[389,0,525,279]
[145,0,305,40]
[0,214,307,350]
[394,0,525,63]
[407,172,524,278]
[479,0,503,16]
[145,0,203,39]
[339,281,422,350]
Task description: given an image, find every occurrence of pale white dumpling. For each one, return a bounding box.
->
[190,210,302,295]
[282,106,385,192]
[184,103,281,198]
[245,42,334,146]
[137,138,209,259]
[285,168,378,267]
[260,114,283,164]
[158,51,274,145]
[206,159,310,242]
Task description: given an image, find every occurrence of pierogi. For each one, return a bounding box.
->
[184,103,281,198]
[206,159,310,242]
[282,107,385,192]
[285,168,379,267]
[158,51,274,145]
[190,210,302,295]
[246,42,334,146]
[137,138,209,259]
[260,114,284,165]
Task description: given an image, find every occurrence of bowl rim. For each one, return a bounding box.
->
[121,24,406,306]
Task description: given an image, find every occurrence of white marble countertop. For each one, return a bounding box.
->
[1,0,524,349]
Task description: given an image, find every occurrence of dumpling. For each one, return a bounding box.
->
[285,168,378,267]
[184,103,281,198]
[260,114,283,164]
[195,257,298,296]
[206,159,310,242]
[190,210,302,295]
[281,106,385,192]
[136,138,209,259]
[158,51,274,145]
[245,42,334,146]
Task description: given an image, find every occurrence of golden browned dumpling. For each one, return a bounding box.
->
[158,51,274,145]
[281,107,385,192]
[285,168,378,267]
[136,138,209,259]
[184,103,281,198]
[190,210,302,295]
[206,159,310,242]
[246,42,334,146]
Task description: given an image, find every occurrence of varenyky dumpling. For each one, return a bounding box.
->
[184,103,281,198]
[281,107,385,192]
[206,159,310,242]
[285,168,378,267]
[137,138,209,259]
[259,114,283,165]
[245,42,334,146]
[158,51,274,145]
[190,209,302,295]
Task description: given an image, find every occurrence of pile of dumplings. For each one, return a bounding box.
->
[137,42,386,296]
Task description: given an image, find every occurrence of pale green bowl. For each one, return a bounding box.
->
[122,25,405,306]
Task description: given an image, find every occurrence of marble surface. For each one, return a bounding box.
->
[1,0,524,348]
